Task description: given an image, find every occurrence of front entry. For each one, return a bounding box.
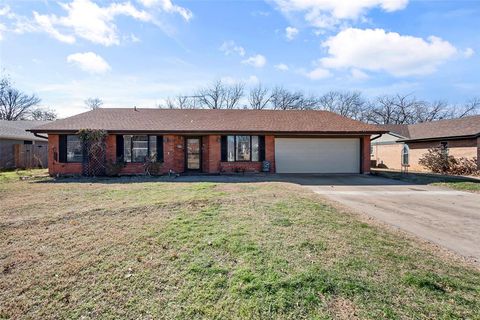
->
[186,137,201,171]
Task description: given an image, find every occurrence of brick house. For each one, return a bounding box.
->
[371,115,480,171]
[29,108,385,176]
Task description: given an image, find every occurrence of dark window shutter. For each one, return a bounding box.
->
[259,136,265,161]
[59,135,67,163]
[116,135,124,162]
[157,135,163,162]
[221,136,228,162]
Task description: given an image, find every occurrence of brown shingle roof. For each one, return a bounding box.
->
[379,124,410,138]
[29,108,385,134]
[403,115,480,140]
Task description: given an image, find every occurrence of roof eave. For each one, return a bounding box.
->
[28,129,388,135]
[398,133,480,143]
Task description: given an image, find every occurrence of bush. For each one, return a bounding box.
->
[419,147,479,176]
[105,159,124,177]
[143,155,163,176]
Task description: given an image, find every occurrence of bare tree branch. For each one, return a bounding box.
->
[248,83,271,110]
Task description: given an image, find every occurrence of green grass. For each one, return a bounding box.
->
[432,181,480,193]
[0,177,479,319]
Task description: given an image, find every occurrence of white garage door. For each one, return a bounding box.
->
[275,138,360,173]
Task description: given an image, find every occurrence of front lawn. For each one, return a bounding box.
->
[1,173,479,319]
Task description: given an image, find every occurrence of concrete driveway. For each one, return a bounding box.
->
[296,175,480,262]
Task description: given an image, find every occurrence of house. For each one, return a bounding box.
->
[29,108,386,176]
[0,120,49,169]
[371,115,480,171]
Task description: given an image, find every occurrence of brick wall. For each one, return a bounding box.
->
[361,136,371,174]
[265,135,275,173]
[219,161,262,173]
[477,137,480,170]
[373,138,479,172]
[205,135,221,173]
[47,134,82,176]
[372,143,403,170]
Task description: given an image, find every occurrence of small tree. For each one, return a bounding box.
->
[84,97,103,110]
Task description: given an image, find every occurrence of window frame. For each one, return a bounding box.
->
[66,134,83,163]
[123,135,159,163]
[225,135,260,162]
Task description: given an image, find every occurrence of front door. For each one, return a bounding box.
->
[186,138,201,171]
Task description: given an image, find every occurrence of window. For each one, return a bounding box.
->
[440,141,448,158]
[123,135,158,162]
[66,135,83,163]
[236,136,251,161]
[223,135,261,162]
[401,144,409,166]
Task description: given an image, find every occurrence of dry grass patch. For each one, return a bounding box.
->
[0,173,479,319]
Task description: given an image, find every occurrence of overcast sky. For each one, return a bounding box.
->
[0,0,479,117]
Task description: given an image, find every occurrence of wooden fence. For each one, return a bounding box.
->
[8,144,48,169]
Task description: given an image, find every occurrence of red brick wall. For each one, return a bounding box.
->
[163,135,185,173]
[477,137,480,170]
[361,136,371,174]
[205,135,221,173]
[220,161,262,173]
[47,134,82,176]
[265,135,275,173]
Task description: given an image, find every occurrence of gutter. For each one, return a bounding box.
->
[33,133,48,140]
[397,133,480,143]
[370,134,383,142]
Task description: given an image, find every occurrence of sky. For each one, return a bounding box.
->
[0,0,479,118]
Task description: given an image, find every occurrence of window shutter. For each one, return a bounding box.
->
[156,135,163,162]
[259,136,265,161]
[221,136,228,162]
[59,135,67,163]
[116,135,124,162]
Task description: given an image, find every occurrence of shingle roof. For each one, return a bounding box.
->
[29,108,385,134]
[379,115,480,141]
[403,115,480,140]
[0,120,49,141]
[378,124,410,138]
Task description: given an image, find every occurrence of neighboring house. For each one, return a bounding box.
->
[371,115,480,171]
[0,120,49,169]
[29,108,385,176]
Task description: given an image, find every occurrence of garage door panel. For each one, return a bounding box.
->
[275,138,360,173]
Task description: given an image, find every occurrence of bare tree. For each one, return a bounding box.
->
[164,95,198,109]
[270,87,304,110]
[0,79,42,121]
[31,108,57,121]
[248,84,272,109]
[197,80,226,109]
[318,91,367,120]
[451,97,480,118]
[196,80,244,109]
[224,82,245,109]
[84,97,103,110]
